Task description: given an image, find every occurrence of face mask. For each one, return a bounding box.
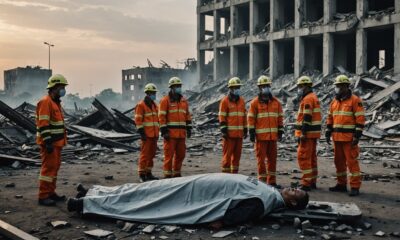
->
[261,87,271,95]
[59,89,66,97]
[232,89,241,96]
[174,87,182,95]
[334,87,341,95]
[297,88,303,96]
[149,94,156,101]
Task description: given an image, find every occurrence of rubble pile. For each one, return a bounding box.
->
[0,98,140,168]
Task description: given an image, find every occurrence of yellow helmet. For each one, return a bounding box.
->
[168,77,182,87]
[297,76,312,86]
[47,74,68,89]
[257,75,272,86]
[144,83,157,93]
[228,77,243,88]
[334,75,351,85]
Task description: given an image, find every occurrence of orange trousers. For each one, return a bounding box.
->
[163,138,186,177]
[297,139,318,187]
[138,138,157,174]
[38,145,62,199]
[334,141,362,189]
[255,140,277,184]
[221,138,243,173]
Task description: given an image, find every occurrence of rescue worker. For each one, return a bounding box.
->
[159,77,192,178]
[218,77,247,174]
[248,76,284,186]
[326,75,365,197]
[36,74,68,206]
[135,83,160,183]
[295,76,321,191]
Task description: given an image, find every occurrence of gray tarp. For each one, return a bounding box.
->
[83,173,285,224]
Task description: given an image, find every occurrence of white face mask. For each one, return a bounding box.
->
[334,87,341,95]
[297,88,303,96]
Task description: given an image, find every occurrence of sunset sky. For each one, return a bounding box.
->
[0,0,197,97]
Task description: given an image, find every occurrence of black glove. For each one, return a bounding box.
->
[249,129,256,143]
[352,137,359,146]
[187,128,192,139]
[221,127,228,139]
[243,128,248,139]
[138,128,146,141]
[278,131,283,141]
[325,130,331,145]
[161,127,170,140]
[45,142,54,154]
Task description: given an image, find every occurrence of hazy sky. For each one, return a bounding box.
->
[0,0,197,97]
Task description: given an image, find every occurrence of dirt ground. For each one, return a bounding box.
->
[0,138,399,240]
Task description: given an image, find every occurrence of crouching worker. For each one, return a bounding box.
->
[67,173,309,226]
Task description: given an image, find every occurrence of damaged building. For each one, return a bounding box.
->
[197,0,400,81]
[3,66,52,97]
[122,59,197,103]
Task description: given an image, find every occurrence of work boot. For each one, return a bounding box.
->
[76,183,88,198]
[146,172,159,181]
[38,198,56,206]
[67,198,84,212]
[173,174,182,178]
[49,193,66,202]
[329,184,347,192]
[139,174,147,183]
[299,185,311,191]
[311,183,317,190]
[349,188,360,197]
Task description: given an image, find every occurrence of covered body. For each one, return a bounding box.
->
[83,173,285,224]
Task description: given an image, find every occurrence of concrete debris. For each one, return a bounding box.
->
[142,225,156,234]
[293,217,301,229]
[302,228,317,236]
[121,222,137,232]
[5,182,15,188]
[271,224,280,230]
[84,229,114,238]
[162,225,179,233]
[48,221,71,229]
[301,220,312,230]
[212,230,235,238]
[374,231,386,237]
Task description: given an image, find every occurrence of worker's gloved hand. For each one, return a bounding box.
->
[186,128,192,139]
[161,127,170,140]
[138,128,146,141]
[249,129,256,143]
[221,127,228,139]
[352,137,359,146]
[243,128,248,139]
[162,132,170,140]
[45,143,54,154]
[325,131,331,145]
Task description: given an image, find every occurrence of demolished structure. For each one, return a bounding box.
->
[197,0,400,81]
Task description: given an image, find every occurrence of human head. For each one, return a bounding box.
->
[169,77,182,95]
[144,83,157,100]
[297,76,312,95]
[280,187,309,210]
[257,75,272,95]
[334,75,351,96]
[47,74,68,98]
[228,77,243,96]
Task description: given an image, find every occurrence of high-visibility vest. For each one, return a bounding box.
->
[159,95,192,138]
[295,92,321,139]
[327,94,365,141]
[219,96,247,138]
[36,95,67,147]
[248,96,284,141]
[135,100,159,138]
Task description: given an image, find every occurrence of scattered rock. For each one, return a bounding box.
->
[293,217,301,229]
[48,221,71,228]
[159,236,169,239]
[390,232,400,237]
[5,182,15,188]
[271,224,280,230]
[303,228,317,236]
[104,175,114,180]
[237,226,247,234]
[212,230,235,238]
[14,195,23,199]
[335,224,349,232]
[301,220,312,230]
[121,222,137,232]
[375,231,386,237]
[84,229,113,238]
[142,225,156,234]
[361,221,372,230]
[163,225,179,233]
[11,161,22,169]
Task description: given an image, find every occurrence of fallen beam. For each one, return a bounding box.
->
[368,80,400,103]
[0,100,36,133]
[0,154,40,165]
[0,219,39,240]
[92,99,129,133]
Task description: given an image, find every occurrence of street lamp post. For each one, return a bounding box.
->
[43,42,54,69]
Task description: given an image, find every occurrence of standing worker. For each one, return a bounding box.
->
[36,74,68,206]
[295,76,321,191]
[248,76,284,186]
[326,75,365,196]
[135,83,160,182]
[218,77,247,174]
[159,77,192,178]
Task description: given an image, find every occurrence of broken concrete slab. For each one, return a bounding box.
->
[142,225,156,234]
[162,225,179,233]
[374,231,386,237]
[84,229,113,238]
[48,221,71,229]
[368,80,400,103]
[212,230,235,238]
